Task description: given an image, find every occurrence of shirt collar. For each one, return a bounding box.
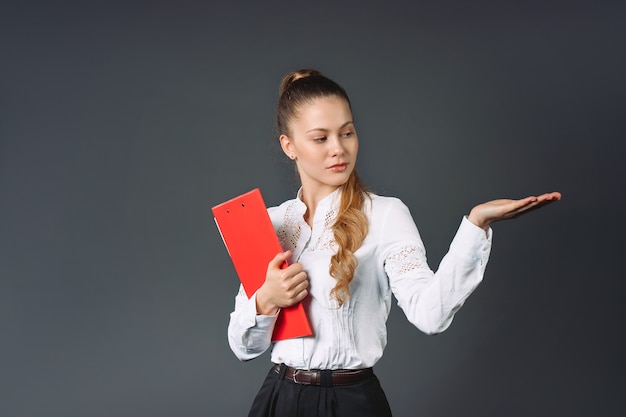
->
[295,187,343,222]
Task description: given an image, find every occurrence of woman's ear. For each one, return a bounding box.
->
[279,134,296,160]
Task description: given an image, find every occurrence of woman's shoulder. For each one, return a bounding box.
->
[267,196,307,225]
[267,196,299,212]
[366,193,420,238]
[367,192,410,213]
[364,193,414,227]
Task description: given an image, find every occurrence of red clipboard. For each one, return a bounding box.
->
[212,188,312,341]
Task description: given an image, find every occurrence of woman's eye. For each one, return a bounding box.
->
[341,131,354,138]
[313,137,327,142]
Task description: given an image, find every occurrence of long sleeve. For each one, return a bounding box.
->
[380,199,492,335]
[225,191,492,369]
[227,285,279,361]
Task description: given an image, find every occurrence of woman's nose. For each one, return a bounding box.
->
[329,136,345,156]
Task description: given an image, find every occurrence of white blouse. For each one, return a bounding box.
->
[227,188,492,370]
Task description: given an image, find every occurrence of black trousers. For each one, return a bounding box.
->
[247,364,393,417]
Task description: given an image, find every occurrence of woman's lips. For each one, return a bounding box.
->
[328,163,348,172]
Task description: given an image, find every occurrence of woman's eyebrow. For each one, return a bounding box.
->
[305,121,354,134]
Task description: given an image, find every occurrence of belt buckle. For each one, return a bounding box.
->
[292,369,312,385]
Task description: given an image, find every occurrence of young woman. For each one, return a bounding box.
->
[227,69,560,417]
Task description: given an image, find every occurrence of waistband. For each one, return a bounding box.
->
[272,363,374,387]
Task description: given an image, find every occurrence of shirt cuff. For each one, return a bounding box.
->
[240,292,279,330]
[449,216,493,265]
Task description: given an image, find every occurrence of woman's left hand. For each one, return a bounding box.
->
[467,192,561,231]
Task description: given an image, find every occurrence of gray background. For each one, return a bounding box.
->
[1,1,624,416]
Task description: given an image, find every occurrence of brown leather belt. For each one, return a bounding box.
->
[272,363,373,386]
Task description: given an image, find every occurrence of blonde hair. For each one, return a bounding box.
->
[277,69,369,307]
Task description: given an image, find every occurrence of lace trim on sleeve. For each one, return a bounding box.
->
[384,245,426,278]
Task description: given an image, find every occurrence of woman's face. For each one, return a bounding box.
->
[280,96,358,197]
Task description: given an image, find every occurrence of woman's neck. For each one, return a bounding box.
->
[300,185,340,227]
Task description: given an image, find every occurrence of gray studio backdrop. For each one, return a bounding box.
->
[1,1,624,416]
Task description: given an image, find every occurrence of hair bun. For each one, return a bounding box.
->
[279,69,323,96]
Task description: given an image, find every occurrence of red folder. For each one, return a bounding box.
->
[212,188,312,341]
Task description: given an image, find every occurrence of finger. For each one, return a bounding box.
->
[512,192,561,215]
[511,197,559,217]
[494,198,539,218]
[543,191,562,201]
[286,271,308,289]
[268,250,291,270]
[294,288,309,303]
[284,262,304,277]
[293,278,310,295]
[534,192,562,202]
[518,196,539,206]
[282,278,309,305]
[291,280,310,302]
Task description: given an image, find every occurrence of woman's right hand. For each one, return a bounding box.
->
[255,250,309,316]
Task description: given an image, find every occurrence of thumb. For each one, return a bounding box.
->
[269,250,291,269]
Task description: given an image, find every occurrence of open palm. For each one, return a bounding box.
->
[468,192,561,230]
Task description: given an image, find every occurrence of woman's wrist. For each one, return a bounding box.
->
[467,209,490,231]
[255,287,279,316]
